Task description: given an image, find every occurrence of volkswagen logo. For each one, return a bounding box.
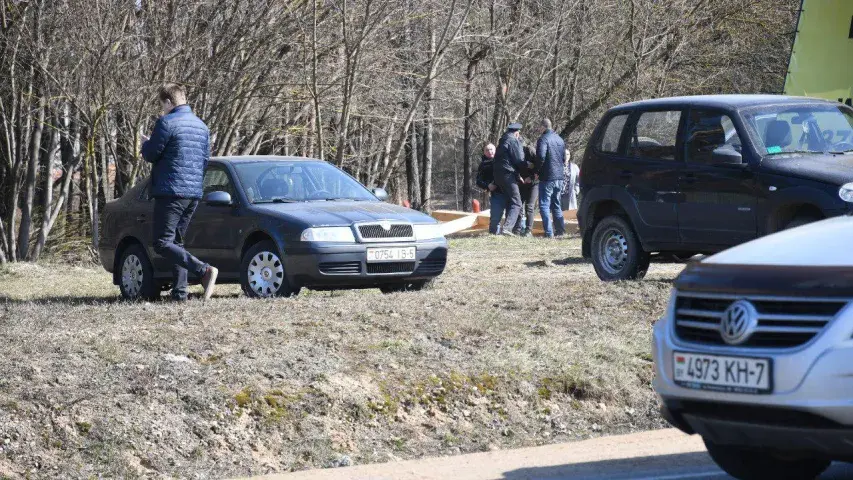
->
[720,299,759,345]
[379,221,392,231]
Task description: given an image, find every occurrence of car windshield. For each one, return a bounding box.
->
[742,103,853,156]
[233,160,377,203]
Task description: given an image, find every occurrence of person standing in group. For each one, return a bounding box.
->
[561,148,581,211]
[475,143,505,234]
[141,83,219,301]
[493,123,530,236]
[512,144,539,237]
[536,118,567,238]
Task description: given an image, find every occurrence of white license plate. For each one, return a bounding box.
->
[673,352,772,394]
[366,247,416,263]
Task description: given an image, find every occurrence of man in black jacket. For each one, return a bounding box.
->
[475,143,505,234]
[536,118,567,237]
[513,144,539,236]
[493,123,530,236]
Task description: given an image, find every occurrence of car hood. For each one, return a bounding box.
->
[676,216,853,296]
[252,200,437,227]
[704,215,853,267]
[760,153,853,185]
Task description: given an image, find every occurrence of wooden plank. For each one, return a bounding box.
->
[431,209,579,236]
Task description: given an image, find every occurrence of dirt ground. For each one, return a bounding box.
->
[0,235,686,479]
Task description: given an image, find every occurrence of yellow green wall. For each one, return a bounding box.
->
[784,0,853,104]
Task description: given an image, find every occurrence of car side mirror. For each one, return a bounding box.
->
[711,146,743,165]
[372,188,389,201]
[205,191,233,206]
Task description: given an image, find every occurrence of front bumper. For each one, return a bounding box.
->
[653,291,853,456]
[285,237,448,288]
[660,399,853,461]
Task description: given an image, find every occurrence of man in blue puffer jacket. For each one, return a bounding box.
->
[141,83,218,301]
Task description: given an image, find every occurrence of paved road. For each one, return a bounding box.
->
[244,429,853,480]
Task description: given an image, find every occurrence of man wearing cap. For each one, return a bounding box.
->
[493,122,531,235]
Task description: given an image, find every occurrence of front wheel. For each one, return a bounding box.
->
[703,439,830,480]
[379,280,432,294]
[590,216,649,281]
[118,244,159,301]
[240,240,300,298]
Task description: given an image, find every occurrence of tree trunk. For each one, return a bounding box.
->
[405,124,421,209]
[420,28,435,213]
[310,0,324,160]
[17,98,44,260]
[462,59,476,213]
[31,120,58,261]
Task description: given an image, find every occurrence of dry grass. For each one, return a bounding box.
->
[0,235,686,479]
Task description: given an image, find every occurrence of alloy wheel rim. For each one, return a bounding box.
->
[121,254,144,297]
[599,228,628,274]
[248,251,284,297]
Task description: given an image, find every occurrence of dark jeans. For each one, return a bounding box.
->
[539,180,566,237]
[495,173,522,233]
[513,182,539,234]
[489,192,507,234]
[153,197,209,300]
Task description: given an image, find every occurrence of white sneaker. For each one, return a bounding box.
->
[201,266,219,301]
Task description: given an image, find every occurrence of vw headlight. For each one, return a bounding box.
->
[840,183,853,203]
[300,227,356,243]
[413,223,444,241]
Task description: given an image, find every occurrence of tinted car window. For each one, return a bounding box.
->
[599,114,628,153]
[686,110,743,164]
[628,110,681,161]
[234,161,376,203]
[203,167,235,197]
[743,103,853,155]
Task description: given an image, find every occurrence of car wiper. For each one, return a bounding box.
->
[255,198,298,204]
[828,150,853,155]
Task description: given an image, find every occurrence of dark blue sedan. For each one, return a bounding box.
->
[99,156,448,299]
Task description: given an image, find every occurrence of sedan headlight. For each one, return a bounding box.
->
[840,183,853,203]
[413,223,445,241]
[300,227,356,243]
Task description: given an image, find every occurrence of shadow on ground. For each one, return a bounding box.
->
[501,451,726,480]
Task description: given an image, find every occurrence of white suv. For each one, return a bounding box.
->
[653,215,853,480]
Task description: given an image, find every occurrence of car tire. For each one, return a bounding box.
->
[240,240,300,298]
[703,439,830,480]
[379,280,432,294]
[784,216,821,230]
[118,244,159,301]
[590,216,649,281]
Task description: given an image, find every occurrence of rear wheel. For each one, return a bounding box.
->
[379,280,432,294]
[240,240,300,298]
[118,244,159,301]
[703,439,830,480]
[590,216,649,281]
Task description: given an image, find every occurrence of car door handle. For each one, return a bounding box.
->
[681,174,697,184]
[136,214,147,223]
[619,170,633,178]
